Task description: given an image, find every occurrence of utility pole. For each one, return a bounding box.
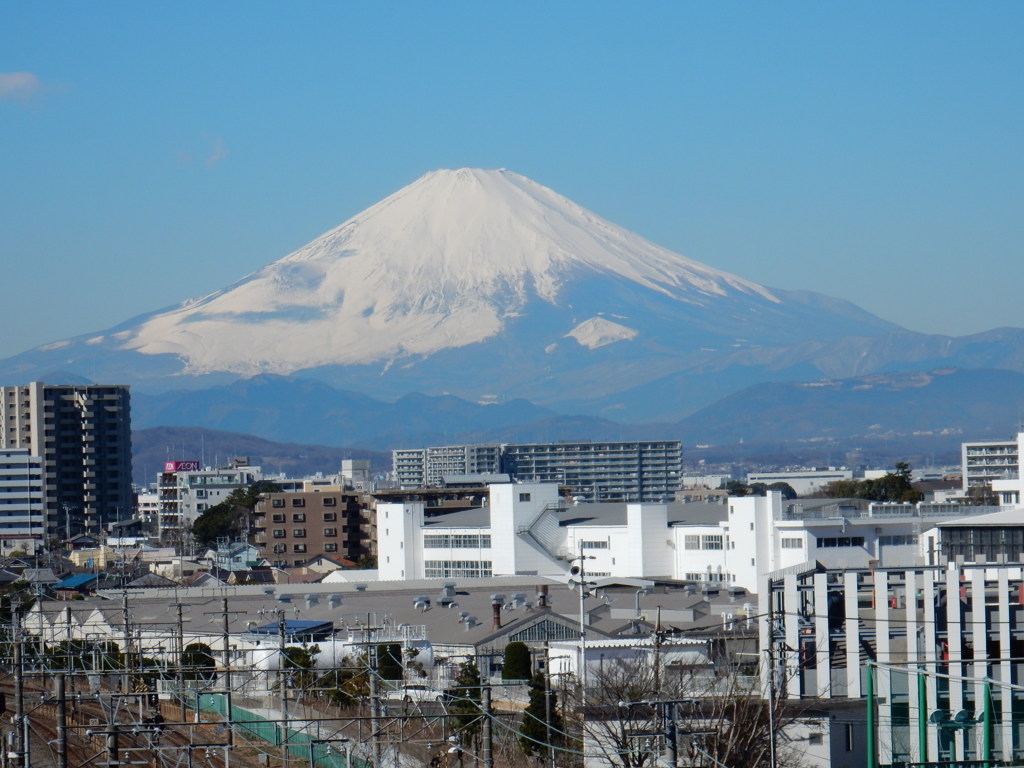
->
[12,598,25,768]
[481,683,493,768]
[544,642,555,768]
[221,597,234,768]
[56,672,67,768]
[278,611,290,768]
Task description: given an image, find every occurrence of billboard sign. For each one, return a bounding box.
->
[164,460,201,473]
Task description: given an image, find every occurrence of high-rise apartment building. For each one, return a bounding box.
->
[0,448,45,555]
[0,382,132,539]
[962,437,1019,494]
[392,440,682,502]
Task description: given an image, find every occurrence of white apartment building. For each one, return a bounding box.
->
[989,432,1024,506]
[157,461,262,541]
[962,436,1019,494]
[0,448,44,555]
[377,482,999,591]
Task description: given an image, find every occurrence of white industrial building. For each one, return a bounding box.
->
[376,481,1001,591]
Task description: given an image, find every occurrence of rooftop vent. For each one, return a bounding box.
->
[327,594,342,609]
[413,596,431,612]
[438,597,458,609]
[441,583,457,597]
[354,584,367,592]
[490,593,506,605]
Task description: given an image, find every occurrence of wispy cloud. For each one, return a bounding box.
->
[0,72,44,102]
[177,134,228,168]
[205,136,227,166]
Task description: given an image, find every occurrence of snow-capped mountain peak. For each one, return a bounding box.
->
[123,168,777,375]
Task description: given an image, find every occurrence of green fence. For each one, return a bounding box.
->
[195,693,360,768]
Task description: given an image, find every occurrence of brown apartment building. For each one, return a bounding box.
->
[252,491,373,568]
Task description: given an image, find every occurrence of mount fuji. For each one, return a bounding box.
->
[5,168,1024,426]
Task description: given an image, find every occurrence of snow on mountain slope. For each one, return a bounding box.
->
[566,316,638,349]
[124,168,778,375]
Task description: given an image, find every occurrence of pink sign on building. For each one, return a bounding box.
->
[164,460,201,473]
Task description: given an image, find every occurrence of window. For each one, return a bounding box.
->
[424,560,493,578]
[324,543,338,552]
[195,489,207,499]
[272,544,286,554]
[292,513,305,523]
[293,543,306,553]
[781,538,802,549]
[519,493,531,502]
[809,734,823,746]
[324,528,337,537]
[684,535,701,550]
[292,498,305,507]
[423,534,491,548]
[271,498,284,508]
[845,723,854,752]
[879,534,918,546]
[323,497,337,507]
[272,529,286,539]
[271,514,285,523]
[580,540,608,549]
[817,536,865,549]
[323,512,336,522]
[293,529,306,538]
[702,535,723,550]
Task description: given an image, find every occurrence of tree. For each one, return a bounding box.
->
[376,643,403,680]
[447,658,483,747]
[520,671,563,759]
[576,653,807,768]
[724,480,749,497]
[966,483,998,506]
[191,480,281,546]
[502,641,532,680]
[181,642,217,681]
[283,644,320,691]
[320,653,370,708]
[820,461,923,503]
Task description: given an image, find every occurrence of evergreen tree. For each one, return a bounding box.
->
[502,641,532,680]
[448,658,483,744]
[376,643,403,680]
[520,671,562,759]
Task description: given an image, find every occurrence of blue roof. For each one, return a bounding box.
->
[56,573,98,589]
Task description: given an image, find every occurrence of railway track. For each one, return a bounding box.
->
[0,678,274,768]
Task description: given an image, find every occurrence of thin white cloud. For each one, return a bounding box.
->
[0,72,43,102]
[205,136,227,166]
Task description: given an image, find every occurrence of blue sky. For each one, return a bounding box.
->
[2,3,1021,360]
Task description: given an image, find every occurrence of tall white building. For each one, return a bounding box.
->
[0,448,44,555]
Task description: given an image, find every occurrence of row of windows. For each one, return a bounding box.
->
[816,536,865,548]
[683,534,724,551]
[273,542,341,554]
[781,538,803,549]
[270,496,338,508]
[580,540,608,549]
[424,560,493,578]
[423,534,491,549]
[270,512,339,523]
[684,572,735,582]
[879,534,918,546]
[271,528,342,539]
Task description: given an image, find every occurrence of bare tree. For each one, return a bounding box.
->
[571,652,809,768]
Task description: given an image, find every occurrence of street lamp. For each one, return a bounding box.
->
[568,545,596,706]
